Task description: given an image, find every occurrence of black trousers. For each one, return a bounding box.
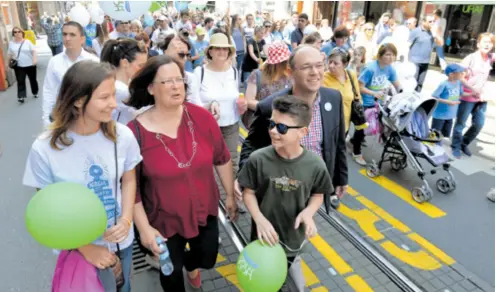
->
[414,63,429,93]
[159,215,219,292]
[14,65,38,98]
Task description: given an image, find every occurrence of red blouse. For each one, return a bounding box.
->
[128,103,231,239]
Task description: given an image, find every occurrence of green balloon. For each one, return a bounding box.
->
[236,240,288,292]
[25,182,108,250]
[149,2,162,12]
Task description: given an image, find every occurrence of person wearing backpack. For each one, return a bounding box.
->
[243,42,292,128]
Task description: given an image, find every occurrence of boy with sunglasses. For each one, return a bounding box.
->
[238,95,332,290]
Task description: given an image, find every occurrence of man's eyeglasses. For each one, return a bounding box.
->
[269,120,304,135]
[154,77,186,87]
[178,52,191,59]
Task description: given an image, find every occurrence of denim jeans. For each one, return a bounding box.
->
[120,244,133,292]
[451,101,487,151]
[431,118,453,138]
[235,51,244,73]
[49,44,63,56]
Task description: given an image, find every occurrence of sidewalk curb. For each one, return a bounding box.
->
[451,262,495,292]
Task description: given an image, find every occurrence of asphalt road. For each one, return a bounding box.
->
[0,37,493,292]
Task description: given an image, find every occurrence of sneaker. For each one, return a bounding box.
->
[487,189,495,202]
[461,145,472,157]
[18,97,25,103]
[33,94,38,98]
[352,154,367,166]
[452,149,462,159]
[145,254,160,270]
[186,270,201,289]
[218,236,222,245]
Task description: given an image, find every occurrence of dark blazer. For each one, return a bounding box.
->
[239,86,348,188]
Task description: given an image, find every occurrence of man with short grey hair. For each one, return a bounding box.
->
[237,45,348,214]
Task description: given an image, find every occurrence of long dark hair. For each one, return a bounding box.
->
[49,61,116,150]
[125,55,187,109]
[100,38,147,68]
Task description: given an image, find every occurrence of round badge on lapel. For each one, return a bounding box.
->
[324,102,332,112]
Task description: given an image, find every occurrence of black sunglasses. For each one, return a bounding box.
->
[13,30,22,33]
[269,120,303,135]
[178,52,191,59]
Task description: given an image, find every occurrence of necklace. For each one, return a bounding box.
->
[155,106,197,168]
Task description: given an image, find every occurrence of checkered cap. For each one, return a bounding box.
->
[266,42,291,65]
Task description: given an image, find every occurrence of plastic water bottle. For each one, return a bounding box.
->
[156,237,174,276]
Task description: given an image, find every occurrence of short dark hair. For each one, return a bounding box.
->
[433,9,443,17]
[11,26,25,37]
[63,21,84,36]
[160,34,191,52]
[272,95,312,127]
[299,13,309,20]
[329,47,351,65]
[332,26,350,42]
[204,17,214,26]
[126,55,187,109]
[302,31,322,45]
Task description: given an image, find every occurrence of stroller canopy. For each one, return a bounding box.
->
[384,91,438,132]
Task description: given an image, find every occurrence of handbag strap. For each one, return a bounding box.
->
[113,125,121,257]
[345,69,359,101]
[16,41,25,59]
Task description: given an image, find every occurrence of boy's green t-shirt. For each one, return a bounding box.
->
[238,146,333,256]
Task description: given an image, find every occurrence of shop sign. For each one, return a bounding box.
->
[462,5,484,14]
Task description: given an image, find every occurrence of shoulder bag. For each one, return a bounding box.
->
[9,41,25,69]
[345,70,367,131]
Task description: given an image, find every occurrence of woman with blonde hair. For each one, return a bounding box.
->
[23,61,141,292]
[243,42,291,128]
[355,22,378,62]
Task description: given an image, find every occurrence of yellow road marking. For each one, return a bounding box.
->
[301,260,320,287]
[356,196,411,233]
[311,286,329,291]
[408,233,455,265]
[216,264,242,290]
[347,186,360,197]
[338,204,384,241]
[216,253,226,263]
[381,241,442,270]
[239,127,248,138]
[346,275,374,292]
[310,235,353,275]
[359,169,446,218]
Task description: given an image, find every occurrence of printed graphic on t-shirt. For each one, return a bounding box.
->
[447,87,460,101]
[85,158,119,228]
[369,74,388,91]
[270,176,302,192]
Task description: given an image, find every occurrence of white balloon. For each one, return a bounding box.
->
[99,1,151,21]
[69,4,90,27]
[90,5,105,24]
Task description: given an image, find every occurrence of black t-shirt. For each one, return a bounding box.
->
[242,38,266,72]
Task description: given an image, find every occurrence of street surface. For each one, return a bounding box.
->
[0,37,494,292]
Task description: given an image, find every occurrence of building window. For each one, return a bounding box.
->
[335,1,365,27]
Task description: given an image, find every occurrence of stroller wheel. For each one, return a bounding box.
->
[366,164,380,178]
[412,187,429,203]
[436,178,452,194]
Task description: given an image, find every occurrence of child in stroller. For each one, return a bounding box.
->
[365,91,457,203]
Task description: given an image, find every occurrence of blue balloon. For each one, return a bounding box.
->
[144,14,154,27]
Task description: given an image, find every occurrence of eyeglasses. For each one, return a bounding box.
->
[294,62,325,72]
[364,28,373,31]
[269,120,304,135]
[13,30,22,34]
[154,77,186,87]
[265,26,271,28]
[178,52,191,59]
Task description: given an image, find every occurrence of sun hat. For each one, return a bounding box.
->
[266,42,291,65]
[206,33,235,59]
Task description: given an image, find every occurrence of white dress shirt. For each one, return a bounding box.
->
[42,49,99,127]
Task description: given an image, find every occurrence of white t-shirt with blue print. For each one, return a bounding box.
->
[359,60,398,107]
[23,123,142,251]
[432,80,462,120]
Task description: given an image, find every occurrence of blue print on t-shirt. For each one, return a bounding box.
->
[87,163,119,227]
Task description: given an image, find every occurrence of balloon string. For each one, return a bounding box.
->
[279,239,308,253]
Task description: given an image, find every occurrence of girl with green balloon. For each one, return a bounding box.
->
[23,60,142,292]
[237,95,333,292]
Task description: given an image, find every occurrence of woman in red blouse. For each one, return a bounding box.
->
[125,56,238,291]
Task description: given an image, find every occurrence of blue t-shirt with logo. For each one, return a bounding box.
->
[432,80,462,120]
[193,39,209,67]
[85,23,97,48]
[358,60,398,107]
[184,39,197,73]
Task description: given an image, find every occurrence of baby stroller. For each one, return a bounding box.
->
[365,91,457,203]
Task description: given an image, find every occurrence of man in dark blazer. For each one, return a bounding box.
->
[236,45,348,211]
